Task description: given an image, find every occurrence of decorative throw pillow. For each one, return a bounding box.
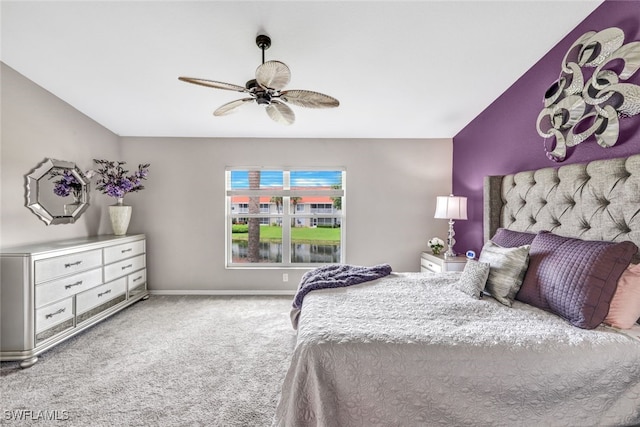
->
[457,260,490,299]
[491,228,537,248]
[605,263,640,329]
[517,231,638,329]
[478,241,531,307]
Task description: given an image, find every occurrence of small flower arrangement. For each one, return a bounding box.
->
[93,159,150,200]
[428,237,445,255]
[49,170,83,201]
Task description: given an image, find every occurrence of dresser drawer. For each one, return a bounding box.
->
[36,268,103,308]
[128,269,146,290]
[36,298,74,334]
[76,277,127,314]
[128,269,147,298]
[421,259,442,273]
[104,254,145,283]
[35,249,102,284]
[104,240,145,264]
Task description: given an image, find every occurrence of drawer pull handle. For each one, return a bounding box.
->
[133,276,143,282]
[121,264,133,270]
[45,308,66,319]
[65,280,83,289]
[64,260,82,268]
[121,248,132,253]
[98,289,112,298]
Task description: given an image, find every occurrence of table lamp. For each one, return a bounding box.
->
[434,194,468,258]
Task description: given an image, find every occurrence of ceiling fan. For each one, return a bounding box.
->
[179,35,339,125]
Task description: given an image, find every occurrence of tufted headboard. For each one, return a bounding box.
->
[484,154,640,263]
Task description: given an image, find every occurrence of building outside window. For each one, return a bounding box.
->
[226,169,345,267]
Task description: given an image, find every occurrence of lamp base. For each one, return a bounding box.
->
[446,219,457,259]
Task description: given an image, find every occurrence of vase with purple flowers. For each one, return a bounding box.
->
[93,159,150,235]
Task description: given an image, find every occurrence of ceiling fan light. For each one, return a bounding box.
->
[256,92,272,105]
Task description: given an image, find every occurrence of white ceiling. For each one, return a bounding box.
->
[1,1,603,139]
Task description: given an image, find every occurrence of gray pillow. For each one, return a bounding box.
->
[457,260,490,299]
[478,241,531,306]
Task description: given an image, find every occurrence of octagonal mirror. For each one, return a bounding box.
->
[26,158,90,225]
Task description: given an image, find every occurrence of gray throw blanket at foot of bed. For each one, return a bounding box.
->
[290,263,392,329]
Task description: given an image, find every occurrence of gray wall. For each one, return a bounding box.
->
[2,62,454,293]
[1,63,120,247]
[121,137,453,292]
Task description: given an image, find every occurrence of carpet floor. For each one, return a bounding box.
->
[0,295,297,427]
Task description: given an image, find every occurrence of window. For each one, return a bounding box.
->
[310,203,333,214]
[226,169,345,267]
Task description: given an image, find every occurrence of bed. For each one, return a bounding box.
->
[274,154,640,427]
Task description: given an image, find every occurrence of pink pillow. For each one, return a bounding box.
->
[605,264,640,329]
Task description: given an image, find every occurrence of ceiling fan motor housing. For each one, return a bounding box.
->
[245,79,272,105]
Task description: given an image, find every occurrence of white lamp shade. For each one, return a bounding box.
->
[434,195,468,220]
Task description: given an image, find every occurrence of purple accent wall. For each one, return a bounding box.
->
[452,0,640,255]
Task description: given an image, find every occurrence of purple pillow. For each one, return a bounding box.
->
[491,228,536,248]
[517,231,637,329]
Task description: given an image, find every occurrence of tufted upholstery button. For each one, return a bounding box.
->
[618,222,632,234]
[595,196,609,207]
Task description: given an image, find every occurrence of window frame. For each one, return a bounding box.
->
[225,167,345,268]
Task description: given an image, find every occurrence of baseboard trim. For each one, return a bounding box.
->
[149,290,296,296]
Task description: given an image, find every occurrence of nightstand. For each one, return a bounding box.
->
[420,252,467,273]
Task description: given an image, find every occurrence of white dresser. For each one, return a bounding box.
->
[1,234,148,368]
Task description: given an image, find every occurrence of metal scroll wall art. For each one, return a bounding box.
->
[536,27,640,162]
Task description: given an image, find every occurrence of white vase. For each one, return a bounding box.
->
[108,198,132,235]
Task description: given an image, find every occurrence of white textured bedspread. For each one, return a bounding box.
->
[274,272,640,427]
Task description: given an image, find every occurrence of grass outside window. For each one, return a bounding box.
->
[232,225,340,244]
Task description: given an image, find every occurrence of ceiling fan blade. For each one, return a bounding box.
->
[256,61,291,90]
[280,90,340,108]
[265,100,295,125]
[179,77,248,93]
[214,98,254,116]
